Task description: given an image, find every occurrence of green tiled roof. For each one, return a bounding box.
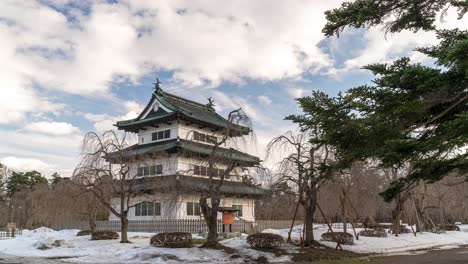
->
[115,87,250,133]
[107,138,260,165]
[132,175,266,198]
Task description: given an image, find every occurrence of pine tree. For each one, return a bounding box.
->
[289,1,467,201]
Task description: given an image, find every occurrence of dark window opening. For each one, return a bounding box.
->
[152,129,171,142]
[233,204,243,217]
[157,131,164,140]
[199,133,206,142]
[187,202,193,216]
[135,202,161,216]
[156,164,163,174]
[187,202,201,216]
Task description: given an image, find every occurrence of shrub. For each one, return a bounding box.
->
[76,230,93,236]
[389,225,411,234]
[438,224,460,231]
[429,227,445,234]
[362,216,376,228]
[150,232,193,248]
[247,233,283,249]
[359,228,387,238]
[364,223,392,229]
[321,232,354,245]
[91,231,119,240]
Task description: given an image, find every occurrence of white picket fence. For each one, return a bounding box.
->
[53,219,245,233]
[52,219,314,234]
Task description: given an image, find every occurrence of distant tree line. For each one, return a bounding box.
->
[256,162,468,225]
[0,164,108,229]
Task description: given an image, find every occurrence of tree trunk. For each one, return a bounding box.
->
[200,196,220,248]
[394,199,402,236]
[120,195,130,243]
[120,214,129,243]
[89,209,97,233]
[341,194,347,234]
[304,185,317,245]
[413,198,424,232]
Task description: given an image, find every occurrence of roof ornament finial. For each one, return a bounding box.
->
[207,97,215,109]
[153,76,163,95]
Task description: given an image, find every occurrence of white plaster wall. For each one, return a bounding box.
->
[178,123,224,146]
[109,193,180,221]
[109,194,256,222]
[137,123,179,145]
[129,154,179,178]
[177,156,243,181]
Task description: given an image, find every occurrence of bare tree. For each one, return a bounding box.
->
[72,131,150,243]
[266,129,335,245]
[182,109,255,248]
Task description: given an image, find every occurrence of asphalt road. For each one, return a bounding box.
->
[369,246,468,264]
[0,254,67,264]
[2,247,468,263]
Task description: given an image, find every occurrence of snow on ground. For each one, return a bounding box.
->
[0,228,288,263]
[264,224,468,254]
[1,225,468,263]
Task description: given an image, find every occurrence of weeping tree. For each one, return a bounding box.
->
[266,128,335,245]
[184,108,256,248]
[73,131,152,243]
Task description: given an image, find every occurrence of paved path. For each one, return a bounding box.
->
[0,253,66,264]
[370,246,468,264]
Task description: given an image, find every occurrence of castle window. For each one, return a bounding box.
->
[200,166,207,176]
[218,169,225,178]
[232,204,243,217]
[193,131,200,141]
[157,131,164,139]
[193,131,217,144]
[199,133,206,142]
[156,164,163,174]
[152,129,171,141]
[135,202,161,216]
[138,165,163,176]
[207,136,217,144]
[187,202,201,216]
[193,165,230,179]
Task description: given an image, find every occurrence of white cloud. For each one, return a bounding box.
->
[83,110,139,133]
[1,156,50,173]
[340,7,468,72]
[23,121,80,136]
[286,87,307,98]
[0,129,82,176]
[257,95,272,106]
[0,0,341,114]
[124,100,143,113]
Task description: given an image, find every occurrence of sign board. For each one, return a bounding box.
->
[222,212,234,225]
[6,222,16,230]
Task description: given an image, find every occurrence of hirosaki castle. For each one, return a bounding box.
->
[109,82,264,222]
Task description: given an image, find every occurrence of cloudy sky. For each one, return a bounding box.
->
[0,0,465,177]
